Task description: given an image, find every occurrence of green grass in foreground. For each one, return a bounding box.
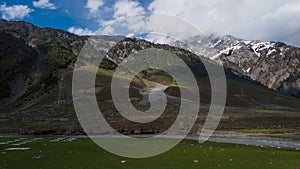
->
[0,138,299,169]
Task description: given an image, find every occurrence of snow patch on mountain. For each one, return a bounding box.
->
[171,34,300,97]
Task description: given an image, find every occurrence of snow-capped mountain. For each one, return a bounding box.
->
[172,35,300,97]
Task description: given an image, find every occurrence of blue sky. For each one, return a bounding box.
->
[0,0,300,46]
[0,0,155,32]
[0,0,119,31]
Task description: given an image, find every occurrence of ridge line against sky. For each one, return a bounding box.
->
[0,0,300,46]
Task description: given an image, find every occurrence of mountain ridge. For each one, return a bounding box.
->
[1,19,300,99]
[1,20,300,135]
[173,34,300,97]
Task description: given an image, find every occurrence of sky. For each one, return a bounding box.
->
[0,0,300,46]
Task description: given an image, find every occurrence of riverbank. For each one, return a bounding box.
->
[1,132,299,150]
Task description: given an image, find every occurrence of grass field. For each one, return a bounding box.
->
[0,137,299,169]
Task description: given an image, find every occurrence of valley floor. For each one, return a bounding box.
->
[0,137,299,169]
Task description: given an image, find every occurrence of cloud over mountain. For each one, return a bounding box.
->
[0,3,34,20]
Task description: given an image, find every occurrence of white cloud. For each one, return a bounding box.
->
[147,0,300,46]
[113,0,145,18]
[0,3,34,20]
[98,0,146,35]
[68,26,95,35]
[86,0,104,16]
[72,0,300,46]
[97,0,201,42]
[33,0,57,10]
[99,25,115,35]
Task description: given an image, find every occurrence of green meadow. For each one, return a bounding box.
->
[0,137,299,169]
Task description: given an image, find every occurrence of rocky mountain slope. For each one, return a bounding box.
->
[0,20,87,105]
[1,20,300,135]
[173,35,300,97]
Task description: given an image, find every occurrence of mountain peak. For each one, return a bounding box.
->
[173,34,300,97]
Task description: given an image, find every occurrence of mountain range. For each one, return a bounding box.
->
[0,19,300,135]
[173,35,300,97]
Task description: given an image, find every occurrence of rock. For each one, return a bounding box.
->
[173,35,300,98]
